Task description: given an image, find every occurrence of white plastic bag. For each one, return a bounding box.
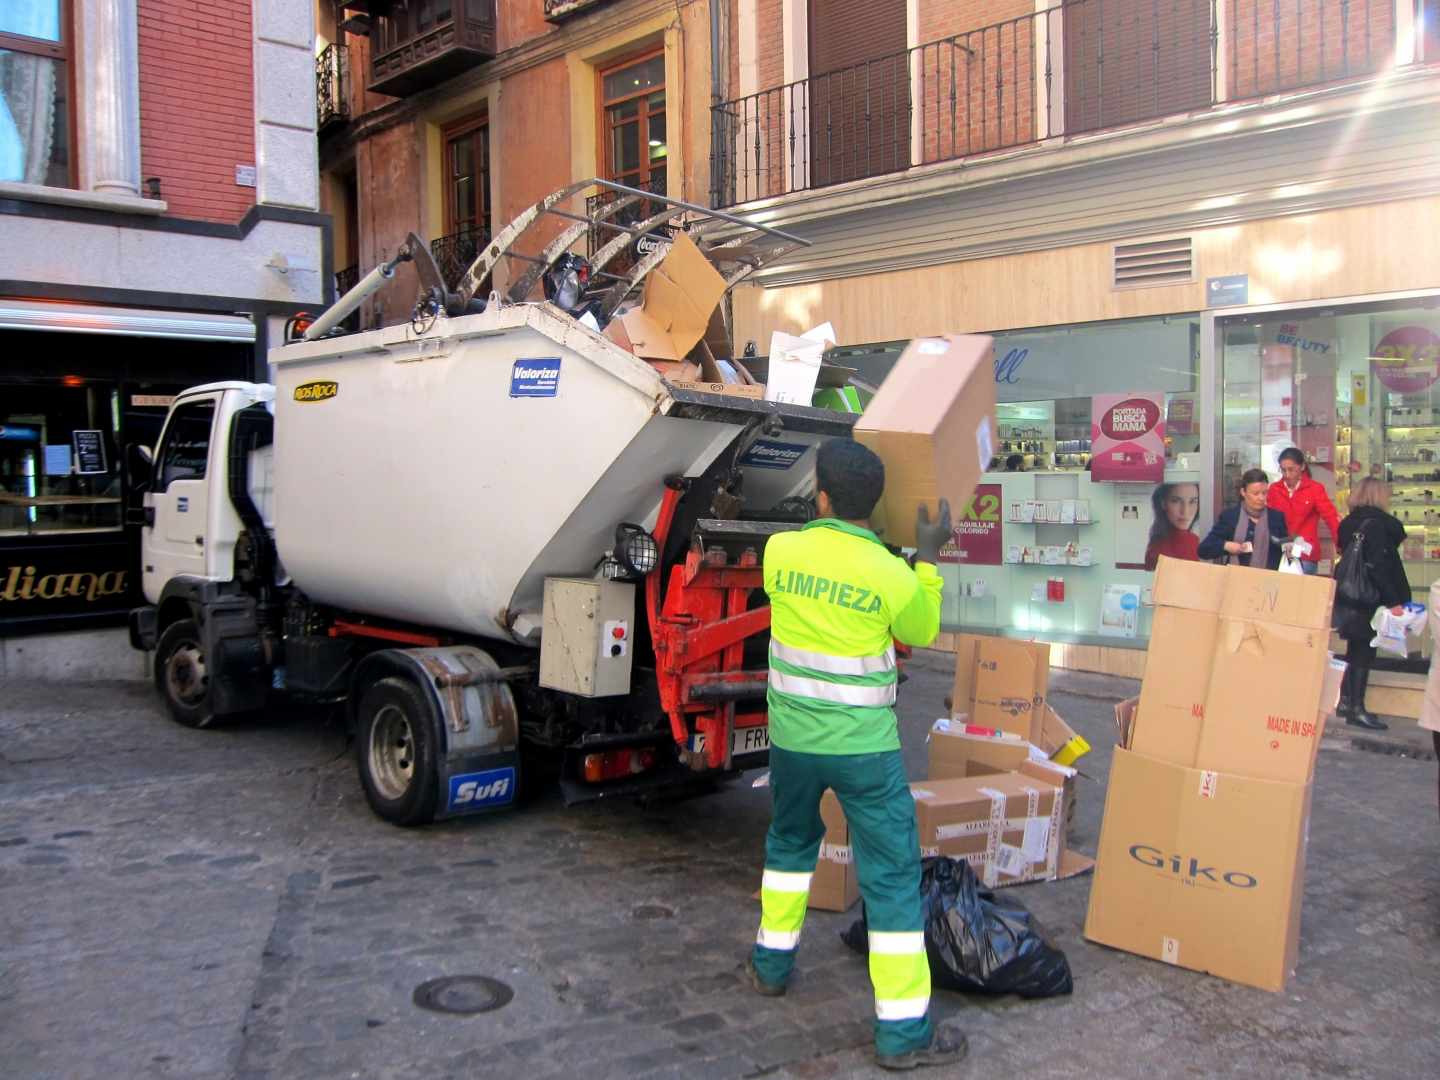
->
[1278,537,1312,575]
[1370,602,1426,659]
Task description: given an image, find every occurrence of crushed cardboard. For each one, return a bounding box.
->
[604,232,728,362]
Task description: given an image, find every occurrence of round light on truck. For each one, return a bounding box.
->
[615,523,659,577]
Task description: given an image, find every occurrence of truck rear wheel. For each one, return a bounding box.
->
[356,677,440,826]
[155,618,215,729]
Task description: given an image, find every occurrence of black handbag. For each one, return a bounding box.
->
[1334,525,1381,609]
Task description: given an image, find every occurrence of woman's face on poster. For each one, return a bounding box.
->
[1164,484,1200,531]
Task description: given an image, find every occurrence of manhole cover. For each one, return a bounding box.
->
[412,975,514,1015]
[631,903,675,921]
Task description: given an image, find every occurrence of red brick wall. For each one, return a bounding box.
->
[137,0,256,223]
[1226,0,1395,101]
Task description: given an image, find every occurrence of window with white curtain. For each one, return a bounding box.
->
[0,0,71,187]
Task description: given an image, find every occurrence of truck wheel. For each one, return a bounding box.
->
[155,618,215,729]
[356,677,440,826]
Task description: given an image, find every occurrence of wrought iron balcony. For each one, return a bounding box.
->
[317,43,351,132]
[430,226,491,291]
[363,0,497,97]
[712,0,1410,207]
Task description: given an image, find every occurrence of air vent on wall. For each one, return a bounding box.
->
[1112,236,1194,289]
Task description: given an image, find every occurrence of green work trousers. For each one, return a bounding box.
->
[752,744,932,1056]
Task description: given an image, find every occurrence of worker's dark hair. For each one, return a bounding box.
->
[1238,467,1269,490]
[816,438,885,520]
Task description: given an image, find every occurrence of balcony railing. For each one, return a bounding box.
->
[430,226,492,291]
[317,43,351,132]
[712,0,1405,207]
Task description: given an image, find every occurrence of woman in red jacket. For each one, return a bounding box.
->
[1268,448,1340,573]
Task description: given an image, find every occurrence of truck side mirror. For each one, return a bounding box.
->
[126,443,154,493]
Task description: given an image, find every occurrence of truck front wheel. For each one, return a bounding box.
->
[155,618,216,728]
[355,677,440,826]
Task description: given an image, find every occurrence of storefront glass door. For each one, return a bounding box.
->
[1219,296,1440,669]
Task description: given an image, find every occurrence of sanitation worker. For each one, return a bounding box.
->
[747,438,966,1070]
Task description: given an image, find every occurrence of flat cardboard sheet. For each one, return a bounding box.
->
[607,232,727,362]
[855,334,997,548]
[1084,748,1311,992]
[950,634,1050,741]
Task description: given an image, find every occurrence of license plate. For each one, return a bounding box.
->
[690,725,771,757]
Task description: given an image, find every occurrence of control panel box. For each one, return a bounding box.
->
[539,578,636,698]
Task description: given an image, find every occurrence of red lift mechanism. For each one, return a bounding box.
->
[645,483,770,772]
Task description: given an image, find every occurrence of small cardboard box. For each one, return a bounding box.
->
[854,334,997,548]
[929,707,1081,839]
[669,350,766,399]
[950,633,1050,740]
[1084,747,1312,992]
[809,789,859,912]
[911,774,1066,887]
[606,232,727,362]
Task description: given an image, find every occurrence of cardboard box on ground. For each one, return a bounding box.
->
[855,334,998,548]
[1084,557,1341,992]
[809,635,1094,913]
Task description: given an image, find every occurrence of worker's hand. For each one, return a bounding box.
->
[914,500,952,565]
[1391,605,1406,616]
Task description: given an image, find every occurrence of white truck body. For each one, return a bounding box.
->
[267,302,821,643]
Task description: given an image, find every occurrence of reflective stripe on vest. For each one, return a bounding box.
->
[770,640,896,676]
[769,669,898,708]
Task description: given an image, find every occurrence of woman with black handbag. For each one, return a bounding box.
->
[1333,477,1411,731]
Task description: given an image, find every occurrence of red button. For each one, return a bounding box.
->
[612,626,626,639]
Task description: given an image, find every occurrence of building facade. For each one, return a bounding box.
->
[716,0,1440,700]
[313,0,716,329]
[0,1,327,650]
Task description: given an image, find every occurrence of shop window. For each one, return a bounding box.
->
[155,400,215,492]
[600,50,667,193]
[0,0,72,188]
[1221,299,1440,670]
[0,379,122,536]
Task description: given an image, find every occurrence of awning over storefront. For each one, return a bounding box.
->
[0,299,255,342]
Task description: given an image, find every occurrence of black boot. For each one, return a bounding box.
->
[1346,663,1388,731]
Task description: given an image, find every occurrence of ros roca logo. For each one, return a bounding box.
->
[1129,844,1258,888]
[294,380,339,403]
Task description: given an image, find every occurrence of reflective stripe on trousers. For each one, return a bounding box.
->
[868,931,930,1022]
[757,868,812,952]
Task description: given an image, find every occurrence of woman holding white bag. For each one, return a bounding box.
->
[1332,478,1411,731]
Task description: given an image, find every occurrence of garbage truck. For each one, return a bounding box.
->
[127,180,860,825]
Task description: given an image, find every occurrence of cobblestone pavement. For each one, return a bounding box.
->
[2,655,1438,1080]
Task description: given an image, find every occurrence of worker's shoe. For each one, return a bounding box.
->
[744,957,786,997]
[874,1026,969,1071]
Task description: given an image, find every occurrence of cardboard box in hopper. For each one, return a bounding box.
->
[854,334,997,549]
[603,232,727,362]
[809,789,859,912]
[950,634,1050,740]
[1083,747,1312,992]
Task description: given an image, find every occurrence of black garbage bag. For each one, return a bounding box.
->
[841,856,1072,999]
